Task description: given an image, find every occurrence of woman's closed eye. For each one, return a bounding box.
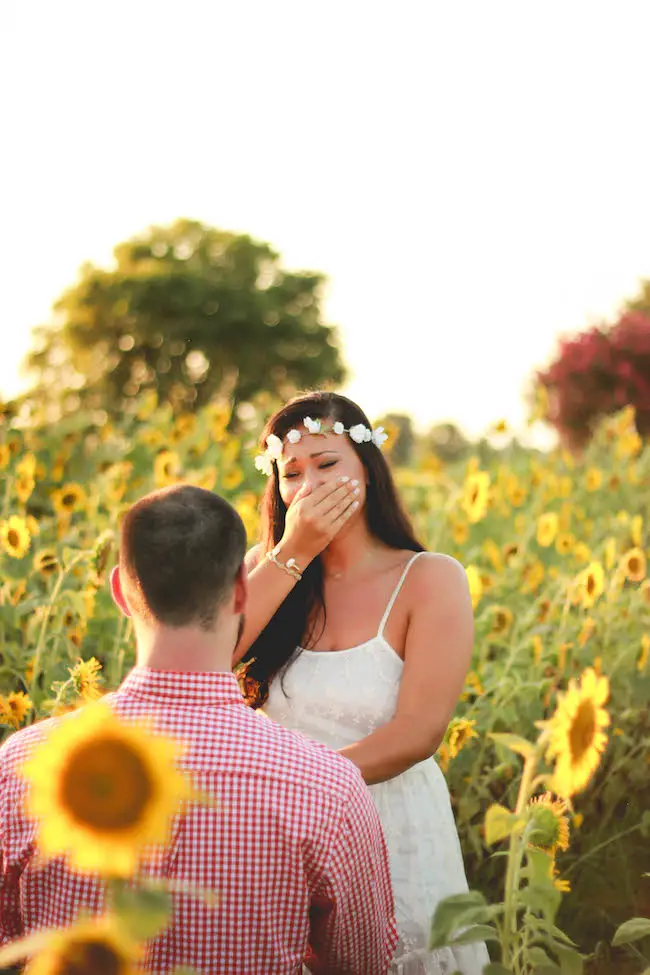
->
[282,460,338,479]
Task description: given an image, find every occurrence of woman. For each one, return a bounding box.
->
[234,391,489,975]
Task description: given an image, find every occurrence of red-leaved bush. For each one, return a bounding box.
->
[536,311,650,448]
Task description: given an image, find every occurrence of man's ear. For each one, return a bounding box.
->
[110,565,132,618]
[233,561,248,615]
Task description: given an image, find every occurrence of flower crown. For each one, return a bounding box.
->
[254,416,388,475]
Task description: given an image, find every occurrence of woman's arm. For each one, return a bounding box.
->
[338,555,474,785]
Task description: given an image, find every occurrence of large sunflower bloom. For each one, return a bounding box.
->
[545,667,610,797]
[1,515,31,558]
[25,916,139,975]
[21,704,191,876]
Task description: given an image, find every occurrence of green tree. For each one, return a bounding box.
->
[26,219,346,415]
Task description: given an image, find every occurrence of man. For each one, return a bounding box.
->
[0,485,397,974]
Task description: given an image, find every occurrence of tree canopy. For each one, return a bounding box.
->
[26,219,346,415]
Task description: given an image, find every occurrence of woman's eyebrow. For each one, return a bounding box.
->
[283,450,339,463]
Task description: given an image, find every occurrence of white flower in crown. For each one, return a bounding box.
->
[286,428,302,444]
[265,433,284,460]
[254,453,273,476]
[371,426,388,447]
[349,423,368,444]
[333,421,345,436]
[303,416,322,434]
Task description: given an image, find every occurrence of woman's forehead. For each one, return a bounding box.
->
[280,431,348,462]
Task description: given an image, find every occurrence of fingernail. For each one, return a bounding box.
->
[352,500,359,509]
[351,479,359,487]
[339,476,349,483]
[354,487,360,495]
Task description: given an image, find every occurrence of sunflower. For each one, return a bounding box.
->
[0,691,34,729]
[537,512,559,548]
[52,483,88,516]
[572,542,591,566]
[461,471,490,524]
[21,703,191,876]
[522,560,545,594]
[619,547,647,583]
[69,657,103,702]
[451,519,470,545]
[502,542,520,564]
[465,565,483,609]
[447,718,478,759]
[532,635,544,664]
[631,515,643,547]
[585,467,603,492]
[555,532,576,556]
[482,538,503,572]
[0,443,10,469]
[1,515,31,559]
[527,793,570,853]
[25,916,139,975]
[34,549,59,576]
[171,412,197,443]
[545,667,610,797]
[640,580,650,606]
[207,401,232,442]
[222,466,244,491]
[574,562,605,609]
[490,606,513,636]
[154,450,181,487]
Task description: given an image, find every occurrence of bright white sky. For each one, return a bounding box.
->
[1,2,650,441]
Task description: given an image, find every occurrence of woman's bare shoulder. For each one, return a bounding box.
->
[406,552,468,597]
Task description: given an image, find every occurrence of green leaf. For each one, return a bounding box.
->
[429,890,489,948]
[527,946,559,969]
[519,883,562,923]
[552,943,584,975]
[488,732,535,759]
[448,924,501,947]
[111,883,172,940]
[640,810,650,837]
[482,965,513,975]
[484,803,520,846]
[612,917,650,946]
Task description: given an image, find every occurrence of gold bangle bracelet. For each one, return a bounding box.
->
[265,547,303,581]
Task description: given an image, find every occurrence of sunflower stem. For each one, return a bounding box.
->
[502,750,538,966]
[29,551,90,699]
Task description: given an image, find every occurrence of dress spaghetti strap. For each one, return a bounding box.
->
[377,552,426,638]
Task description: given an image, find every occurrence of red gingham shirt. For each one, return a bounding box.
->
[0,668,398,974]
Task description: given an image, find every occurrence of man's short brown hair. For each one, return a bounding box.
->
[119,485,247,629]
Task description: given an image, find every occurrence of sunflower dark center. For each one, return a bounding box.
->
[61,736,153,831]
[7,529,20,549]
[568,700,596,763]
[53,938,124,975]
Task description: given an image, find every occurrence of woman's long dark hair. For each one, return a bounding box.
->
[239,391,425,708]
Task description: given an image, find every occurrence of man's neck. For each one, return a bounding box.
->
[134,623,235,674]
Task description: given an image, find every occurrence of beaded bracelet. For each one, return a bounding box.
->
[265,546,303,581]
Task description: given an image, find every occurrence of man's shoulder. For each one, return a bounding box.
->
[0,713,62,778]
[254,713,366,801]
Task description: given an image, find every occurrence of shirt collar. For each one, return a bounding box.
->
[117,667,245,708]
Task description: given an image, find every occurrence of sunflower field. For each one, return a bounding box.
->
[1,394,649,974]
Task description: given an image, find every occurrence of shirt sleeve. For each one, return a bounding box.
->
[0,764,24,946]
[307,770,399,975]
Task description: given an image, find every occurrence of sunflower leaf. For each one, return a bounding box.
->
[488,733,536,759]
[612,917,650,946]
[484,803,521,846]
[111,883,172,940]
